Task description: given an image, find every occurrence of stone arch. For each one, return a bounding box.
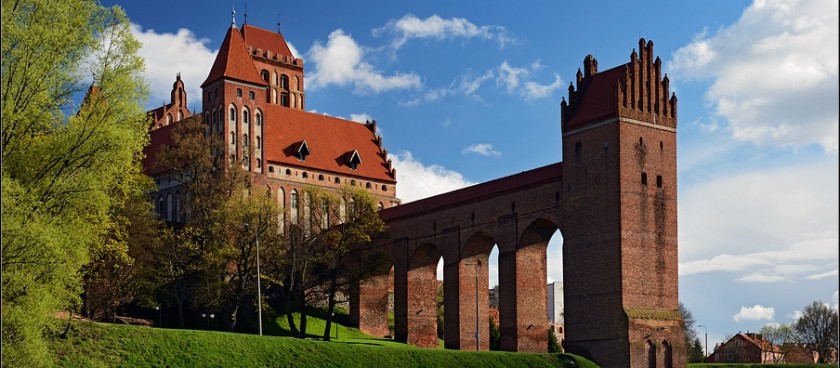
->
[663,340,673,368]
[406,243,442,348]
[647,339,656,368]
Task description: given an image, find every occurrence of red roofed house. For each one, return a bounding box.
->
[705,332,818,363]
[143,17,399,225]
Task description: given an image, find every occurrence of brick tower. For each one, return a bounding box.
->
[560,39,685,367]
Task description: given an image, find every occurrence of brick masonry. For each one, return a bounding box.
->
[352,38,685,368]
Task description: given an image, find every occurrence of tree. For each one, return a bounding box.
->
[2,1,149,366]
[489,317,501,351]
[679,302,705,361]
[548,327,561,353]
[795,300,839,363]
[759,323,799,363]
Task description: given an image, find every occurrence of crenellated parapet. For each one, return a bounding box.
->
[561,38,677,132]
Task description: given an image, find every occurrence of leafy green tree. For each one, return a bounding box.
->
[759,323,799,363]
[688,338,705,362]
[1,1,148,366]
[794,300,839,363]
[488,316,500,351]
[548,327,561,353]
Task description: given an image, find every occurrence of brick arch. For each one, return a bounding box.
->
[447,231,496,350]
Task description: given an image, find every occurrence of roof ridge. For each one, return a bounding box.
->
[201,27,267,88]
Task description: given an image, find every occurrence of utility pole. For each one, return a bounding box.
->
[698,324,708,359]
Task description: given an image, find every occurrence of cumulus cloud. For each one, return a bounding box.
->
[130,24,217,110]
[679,160,839,280]
[668,0,839,153]
[307,29,422,93]
[389,151,475,203]
[462,143,501,157]
[373,14,517,52]
[734,305,775,322]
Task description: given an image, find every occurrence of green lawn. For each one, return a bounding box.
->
[689,365,834,368]
[50,315,598,368]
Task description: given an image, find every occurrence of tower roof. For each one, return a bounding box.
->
[201,26,268,88]
[241,24,295,60]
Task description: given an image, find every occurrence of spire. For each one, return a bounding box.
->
[276,13,282,33]
[231,6,236,29]
[201,25,268,88]
[243,3,248,25]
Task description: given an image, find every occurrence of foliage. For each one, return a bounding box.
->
[794,300,839,363]
[49,320,599,368]
[680,302,706,362]
[688,337,705,363]
[548,327,561,353]
[1,0,149,366]
[489,317,501,351]
[759,323,799,363]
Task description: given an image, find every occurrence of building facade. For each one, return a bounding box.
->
[142,19,399,227]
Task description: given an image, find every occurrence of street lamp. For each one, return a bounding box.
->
[698,324,708,359]
[245,222,263,336]
[464,260,481,351]
[155,305,161,328]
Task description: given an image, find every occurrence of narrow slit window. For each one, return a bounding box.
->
[641,172,648,185]
[656,175,662,188]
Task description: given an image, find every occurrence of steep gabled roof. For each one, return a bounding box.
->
[564,65,624,129]
[241,24,295,59]
[201,26,268,88]
[263,106,395,183]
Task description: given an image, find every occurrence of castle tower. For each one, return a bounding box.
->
[560,39,683,367]
[147,73,192,130]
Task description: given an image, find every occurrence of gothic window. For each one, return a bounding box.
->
[255,110,262,125]
[229,106,237,122]
[280,92,290,107]
[260,69,269,82]
[647,340,656,368]
[242,108,250,124]
[280,74,289,89]
[290,190,299,224]
[256,136,261,149]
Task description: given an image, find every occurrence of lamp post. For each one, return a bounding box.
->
[245,222,263,336]
[698,324,708,359]
[464,260,481,351]
[155,305,161,328]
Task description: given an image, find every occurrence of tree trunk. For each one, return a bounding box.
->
[323,273,338,341]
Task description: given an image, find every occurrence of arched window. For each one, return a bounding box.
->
[174,192,181,222]
[260,69,269,82]
[278,187,285,234]
[321,198,329,229]
[273,71,278,85]
[177,110,183,121]
[230,106,237,122]
[365,182,371,189]
[256,136,261,149]
[255,110,262,125]
[280,92,290,107]
[290,190,299,224]
[242,107,250,124]
[230,132,236,145]
[663,340,673,368]
[166,114,173,125]
[166,193,173,221]
[339,198,347,224]
[280,74,289,89]
[335,177,340,184]
[243,134,249,146]
[647,340,656,368]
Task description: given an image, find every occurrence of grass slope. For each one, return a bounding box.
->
[51,317,599,368]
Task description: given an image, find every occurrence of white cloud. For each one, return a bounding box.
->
[787,310,804,320]
[669,0,839,153]
[462,143,501,157]
[805,269,839,280]
[348,113,373,123]
[833,290,839,310]
[373,14,517,52]
[523,74,564,100]
[496,61,564,101]
[389,151,475,203]
[130,24,216,111]
[679,160,839,280]
[733,304,775,322]
[307,29,422,93]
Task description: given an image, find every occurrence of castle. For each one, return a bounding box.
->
[143,18,399,223]
[141,14,684,367]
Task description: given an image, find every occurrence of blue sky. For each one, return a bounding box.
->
[104,0,838,353]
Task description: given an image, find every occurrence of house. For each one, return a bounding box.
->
[706,332,817,363]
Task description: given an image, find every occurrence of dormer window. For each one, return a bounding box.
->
[295,140,310,161]
[347,149,362,170]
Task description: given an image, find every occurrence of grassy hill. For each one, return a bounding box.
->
[50,315,599,368]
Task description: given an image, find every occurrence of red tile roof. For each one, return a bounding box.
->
[263,105,396,183]
[565,65,624,129]
[380,162,562,221]
[241,24,295,59]
[202,26,268,88]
